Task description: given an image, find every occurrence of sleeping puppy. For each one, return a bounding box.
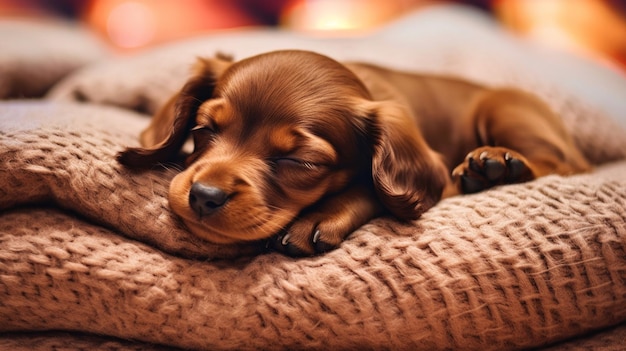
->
[118,50,590,256]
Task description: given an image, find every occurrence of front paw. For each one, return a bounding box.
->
[270,215,344,257]
[270,185,381,257]
[452,146,534,194]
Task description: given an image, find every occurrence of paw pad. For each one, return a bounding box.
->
[453,147,534,194]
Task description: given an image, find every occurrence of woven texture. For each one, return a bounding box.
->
[0,101,261,259]
[2,4,626,350]
[1,101,626,350]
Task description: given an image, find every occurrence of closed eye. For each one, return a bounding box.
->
[272,157,320,171]
[268,156,332,190]
[274,157,308,167]
[190,125,216,155]
[191,125,215,134]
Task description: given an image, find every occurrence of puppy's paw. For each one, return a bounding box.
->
[452,146,534,194]
[271,215,345,257]
[269,185,380,257]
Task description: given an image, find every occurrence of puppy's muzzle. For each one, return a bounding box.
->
[189,182,229,216]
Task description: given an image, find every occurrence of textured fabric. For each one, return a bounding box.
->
[0,101,261,259]
[1,169,625,350]
[1,101,626,350]
[0,19,108,98]
[2,4,626,350]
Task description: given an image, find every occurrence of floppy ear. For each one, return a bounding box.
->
[117,56,231,168]
[368,102,449,220]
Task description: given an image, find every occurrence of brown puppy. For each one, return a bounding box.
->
[118,50,590,256]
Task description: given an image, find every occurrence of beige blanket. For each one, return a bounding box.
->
[2,4,626,350]
[1,98,625,350]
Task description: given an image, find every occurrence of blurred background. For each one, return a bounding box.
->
[1,0,625,70]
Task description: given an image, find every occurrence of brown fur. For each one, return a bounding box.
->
[118,50,590,256]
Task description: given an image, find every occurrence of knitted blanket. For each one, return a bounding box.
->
[2,4,626,350]
[1,96,625,350]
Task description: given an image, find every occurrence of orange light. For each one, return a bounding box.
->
[281,0,408,34]
[496,0,626,68]
[85,0,260,51]
[105,1,156,49]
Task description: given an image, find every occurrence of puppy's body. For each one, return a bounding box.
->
[350,63,587,174]
[119,50,590,256]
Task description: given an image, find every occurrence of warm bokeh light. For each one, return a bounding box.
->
[84,0,260,50]
[3,0,625,70]
[281,0,426,34]
[495,0,626,68]
[105,1,155,48]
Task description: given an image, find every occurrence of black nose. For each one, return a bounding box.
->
[189,182,229,216]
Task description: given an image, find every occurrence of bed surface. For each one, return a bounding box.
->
[1,4,625,350]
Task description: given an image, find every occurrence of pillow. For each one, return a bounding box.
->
[47,4,626,164]
[1,91,626,349]
[0,101,262,258]
[0,19,109,99]
[1,159,625,350]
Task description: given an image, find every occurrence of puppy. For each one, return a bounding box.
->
[118,50,590,256]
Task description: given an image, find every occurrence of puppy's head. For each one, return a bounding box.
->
[119,50,445,244]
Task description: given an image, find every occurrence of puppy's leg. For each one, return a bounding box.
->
[271,183,383,257]
[452,89,590,194]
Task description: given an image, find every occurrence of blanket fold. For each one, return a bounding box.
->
[1,101,625,350]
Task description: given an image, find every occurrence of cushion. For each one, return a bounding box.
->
[0,96,625,349]
[0,19,108,98]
